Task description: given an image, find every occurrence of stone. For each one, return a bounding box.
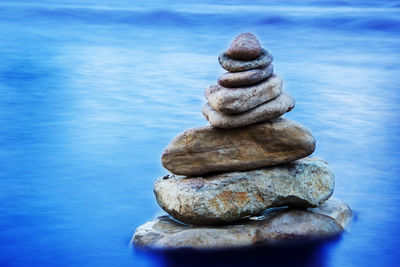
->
[219,49,273,72]
[206,74,282,114]
[310,196,353,229]
[132,198,351,249]
[218,63,274,88]
[156,157,331,225]
[202,90,295,129]
[226,32,262,60]
[161,118,315,176]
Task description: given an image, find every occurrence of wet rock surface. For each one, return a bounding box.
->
[132,198,351,249]
[155,158,333,225]
[206,74,282,114]
[161,118,315,176]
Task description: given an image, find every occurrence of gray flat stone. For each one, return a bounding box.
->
[132,198,352,249]
[202,90,295,129]
[218,63,274,88]
[161,118,315,176]
[219,49,273,72]
[226,32,262,61]
[206,74,282,114]
[155,157,333,225]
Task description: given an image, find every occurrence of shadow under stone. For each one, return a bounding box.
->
[137,237,340,267]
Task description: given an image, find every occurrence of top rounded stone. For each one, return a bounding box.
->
[226,32,262,61]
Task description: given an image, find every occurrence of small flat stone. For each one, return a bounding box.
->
[218,63,274,88]
[206,74,282,114]
[155,157,334,225]
[219,49,273,72]
[161,118,315,176]
[132,198,352,249]
[226,32,262,60]
[202,90,295,129]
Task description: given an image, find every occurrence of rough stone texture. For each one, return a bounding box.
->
[132,198,351,249]
[156,157,332,225]
[219,49,273,72]
[206,74,282,114]
[226,32,262,60]
[202,90,295,129]
[161,118,315,176]
[218,63,274,88]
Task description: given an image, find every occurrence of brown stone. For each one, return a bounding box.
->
[206,74,282,114]
[202,90,295,129]
[132,198,352,249]
[218,63,274,88]
[161,118,315,176]
[226,32,262,60]
[155,158,334,225]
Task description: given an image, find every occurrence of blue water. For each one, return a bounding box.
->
[0,0,400,266]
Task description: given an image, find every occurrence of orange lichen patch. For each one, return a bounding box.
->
[222,191,250,203]
[209,191,251,213]
[255,194,264,202]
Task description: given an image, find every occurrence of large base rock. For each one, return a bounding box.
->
[132,198,352,249]
[161,118,315,176]
[155,158,334,225]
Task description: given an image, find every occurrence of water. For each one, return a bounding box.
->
[0,0,399,266]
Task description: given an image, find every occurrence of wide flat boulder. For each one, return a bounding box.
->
[132,198,352,249]
[155,157,334,225]
[161,118,314,176]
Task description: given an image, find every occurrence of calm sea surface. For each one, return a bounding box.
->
[0,1,400,266]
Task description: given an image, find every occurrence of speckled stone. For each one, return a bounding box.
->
[226,32,262,60]
[155,157,334,225]
[219,49,273,72]
[202,90,295,129]
[132,198,352,249]
[161,118,315,176]
[206,74,282,114]
[218,64,274,88]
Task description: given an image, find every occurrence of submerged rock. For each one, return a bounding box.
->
[219,49,273,72]
[202,90,295,129]
[155,158,333,225]
[218,63,274,88]
[226,32,262,61]
[206,74,282,114]
[132,198,351,249]
[161,118,315,176]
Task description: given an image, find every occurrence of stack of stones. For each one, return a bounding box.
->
[202,33,293,129]
[133,33,352,249]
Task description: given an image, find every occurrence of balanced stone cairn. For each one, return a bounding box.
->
[133,33,352,249]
